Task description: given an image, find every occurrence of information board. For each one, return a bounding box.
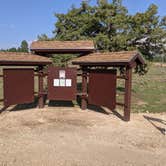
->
[88,70,117,110]
[48,67,77,101]
[3,68,34,107]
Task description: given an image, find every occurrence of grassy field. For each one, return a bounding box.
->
[0,63,165,113]
[117,63,166,113]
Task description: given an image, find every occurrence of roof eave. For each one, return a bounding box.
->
[0,61,52,66]
[31,48,95,54]
[72,61,130,67]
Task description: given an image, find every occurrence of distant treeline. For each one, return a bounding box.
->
[0,40,29,53]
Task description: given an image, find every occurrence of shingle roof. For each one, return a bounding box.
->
[72,51,145,67]
[0,52,52,65]
[30,40,95,53]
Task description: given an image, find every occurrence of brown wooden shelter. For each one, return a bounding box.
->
[72,51,145,121]
[0,52,52,110]
[30,41,145,121]
[0,41,145,122]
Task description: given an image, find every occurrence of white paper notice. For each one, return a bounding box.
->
[60,79,66,87]
[59,70,66,78]
[53,79,59,87]
[66,79,72,87]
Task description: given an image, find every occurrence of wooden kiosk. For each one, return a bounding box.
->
[72,51,145,121]
[30,41,145,121]
[0,52,51,111]
[0,40,145,121]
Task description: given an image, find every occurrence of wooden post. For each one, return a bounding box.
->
[38,66,44,108]
[124,66,132,121]
[81,67,88,110]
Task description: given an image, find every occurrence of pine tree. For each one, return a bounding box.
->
[18,40,29,52]
[44,0,165,60]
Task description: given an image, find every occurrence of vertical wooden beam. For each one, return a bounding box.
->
[81,66,88,110]
[124,66,132,121]
[38,66,44,108]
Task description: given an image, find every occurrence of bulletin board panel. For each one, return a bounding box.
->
[88,69,117,110]
[3,68,34,107]
[47,67,77,101]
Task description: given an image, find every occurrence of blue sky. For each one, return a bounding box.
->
[0,0,165,49]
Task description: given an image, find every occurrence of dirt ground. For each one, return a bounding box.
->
[0,106,165,166]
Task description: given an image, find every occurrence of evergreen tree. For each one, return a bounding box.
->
[129,4,166,59]
[52,1,165,59]
[18,40,29,52]
[38,34,51,41]
[52,54,76,67]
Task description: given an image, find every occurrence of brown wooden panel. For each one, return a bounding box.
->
[3,69,34,107]
[88,70,117,110]
[48,67,77,101]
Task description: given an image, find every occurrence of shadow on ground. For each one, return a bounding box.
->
[77,96,124,120]
[144,115,166,135]
[1,95,124,121]
[0,97,39,113]
[0,95,75,113]
[48,100,74,107]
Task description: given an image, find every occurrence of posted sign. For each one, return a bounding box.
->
[53,70,72,87]
[48,67,77,101]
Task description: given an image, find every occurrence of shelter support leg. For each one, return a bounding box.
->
[124,67,132,121]
[81,68,88,110]
[38,66,44,108]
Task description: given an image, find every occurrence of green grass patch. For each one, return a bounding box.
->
[117,63,166,113]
